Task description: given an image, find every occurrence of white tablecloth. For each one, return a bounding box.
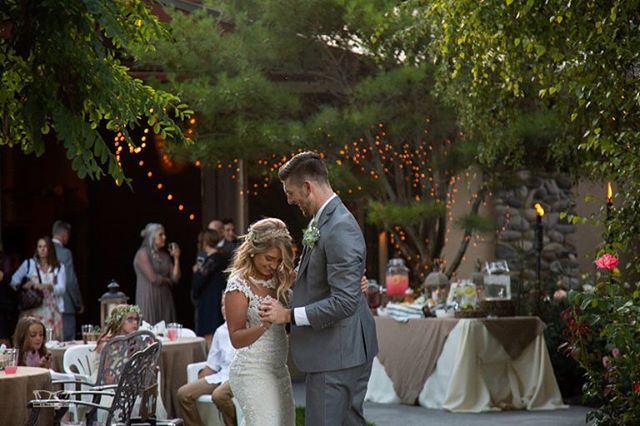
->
[366,319,567,412]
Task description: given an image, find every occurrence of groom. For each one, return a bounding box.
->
[260,151,378,425]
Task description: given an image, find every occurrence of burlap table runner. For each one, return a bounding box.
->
[480,316,546,359]
[160,337,207,418]
[375,317,459,405]
[0,366,53,426]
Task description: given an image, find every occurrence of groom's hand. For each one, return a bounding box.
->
[259,299,291,324]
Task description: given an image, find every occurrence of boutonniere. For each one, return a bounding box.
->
[302,221,320,248]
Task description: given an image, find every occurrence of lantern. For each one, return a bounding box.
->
[423,263,449,304]
[99,279,129,328]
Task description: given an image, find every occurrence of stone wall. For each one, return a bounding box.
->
[493,171,580,290]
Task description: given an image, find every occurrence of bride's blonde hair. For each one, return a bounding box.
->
[229,218,294,305]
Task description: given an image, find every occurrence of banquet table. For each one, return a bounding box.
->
[0,366,53,426]
[365,316,568,412]
[50,336,207,418]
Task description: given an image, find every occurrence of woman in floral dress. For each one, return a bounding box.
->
[11,237,66,340]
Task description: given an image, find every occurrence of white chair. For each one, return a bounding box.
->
[185,361,243,426]
[63,344,97,379]
[180,327,197,338]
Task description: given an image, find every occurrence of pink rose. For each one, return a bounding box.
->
[595,253,619,270]
[612,348,620,358]
[602,356,610,368]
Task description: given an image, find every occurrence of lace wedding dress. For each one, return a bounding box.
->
[225,274,295,426]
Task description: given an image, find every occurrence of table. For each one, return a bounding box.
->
[50,336,207,418]
[365,316,567,412]
[0,366,53,426]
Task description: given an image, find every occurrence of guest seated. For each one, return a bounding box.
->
[177,297,236,426]
[95,304,141,353]
[13,316,52,368]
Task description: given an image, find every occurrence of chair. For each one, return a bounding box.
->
[63,344,96,379]
[185,361,244,426]
[43,331,162,425]
[180,327,197,338]
[25,342,161,426]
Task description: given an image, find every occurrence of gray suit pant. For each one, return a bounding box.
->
[62,313,76,341]
[305,360,373,426]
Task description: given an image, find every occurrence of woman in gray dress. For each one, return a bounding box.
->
[134,223,181,325]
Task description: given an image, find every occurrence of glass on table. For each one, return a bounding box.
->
[166,323,182,341]
[1,348,18,374]
[81,324,94,343]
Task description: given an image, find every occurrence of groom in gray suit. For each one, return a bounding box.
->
[260,151,378,425]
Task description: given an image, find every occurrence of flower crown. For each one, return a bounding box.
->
[246,227,292,245]
[105,305,141,326]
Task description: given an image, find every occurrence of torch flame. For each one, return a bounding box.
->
[534,203,545,216]
[607,181,613,202]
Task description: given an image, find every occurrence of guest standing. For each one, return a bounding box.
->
[192,229,229,348]
[11,237,66,340]
[221,218,239,255]
[52,220,84,341]
[134,223,181,325]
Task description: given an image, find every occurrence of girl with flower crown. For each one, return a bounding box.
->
[95,304,141,354]
[224,217,296,425]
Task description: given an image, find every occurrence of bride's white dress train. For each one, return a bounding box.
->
[225,275,295,426]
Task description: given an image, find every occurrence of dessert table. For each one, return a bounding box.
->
[365,316,567,412]
[50,336,207,418]
[0,366,53,426]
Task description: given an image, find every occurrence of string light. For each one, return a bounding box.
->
[111,115,199,222]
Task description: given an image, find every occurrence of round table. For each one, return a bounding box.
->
[159,337,207,418]
[0,366,53,426]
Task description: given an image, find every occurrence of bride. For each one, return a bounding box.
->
[224,218,295,425]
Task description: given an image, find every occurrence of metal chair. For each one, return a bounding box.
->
[24,342,161,426]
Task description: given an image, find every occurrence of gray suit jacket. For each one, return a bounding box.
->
[54,241,83,314]
[291,197,378,372]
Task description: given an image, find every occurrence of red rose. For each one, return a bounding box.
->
[595,253,619,270]
[634,382,640,393]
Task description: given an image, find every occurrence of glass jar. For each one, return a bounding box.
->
[385,258,409,297]
[366,279,382,309]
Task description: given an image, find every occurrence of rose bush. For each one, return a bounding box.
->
[561,253,640,425]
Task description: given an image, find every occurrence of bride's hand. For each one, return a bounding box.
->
[259,298,288,324]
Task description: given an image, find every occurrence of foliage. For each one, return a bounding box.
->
[561,254,640,424]
[141,0,494,280]
[402,0,640,257]
[0,0,192,183]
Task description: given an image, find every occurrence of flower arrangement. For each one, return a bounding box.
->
[561,253,640,425]
[302,220,320,248]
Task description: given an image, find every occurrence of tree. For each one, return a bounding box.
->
[143,0,494,281]
[404,0,640,254]
[0,0,192,183]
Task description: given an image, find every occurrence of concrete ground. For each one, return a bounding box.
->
[292,382,592,426]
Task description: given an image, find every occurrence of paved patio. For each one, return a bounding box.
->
[293,382,592,425]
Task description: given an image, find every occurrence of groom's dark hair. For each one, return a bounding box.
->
[278,151,329,186]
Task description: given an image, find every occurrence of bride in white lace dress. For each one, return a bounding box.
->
[224,218,295,426]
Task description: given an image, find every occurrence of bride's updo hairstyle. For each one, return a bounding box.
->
[230,218,294,304]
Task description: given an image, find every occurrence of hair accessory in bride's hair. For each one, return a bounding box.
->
[245,225,291,245]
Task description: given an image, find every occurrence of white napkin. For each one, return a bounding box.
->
[152,321,166,336]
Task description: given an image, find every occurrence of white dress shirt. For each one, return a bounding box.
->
[204,322,236,384]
